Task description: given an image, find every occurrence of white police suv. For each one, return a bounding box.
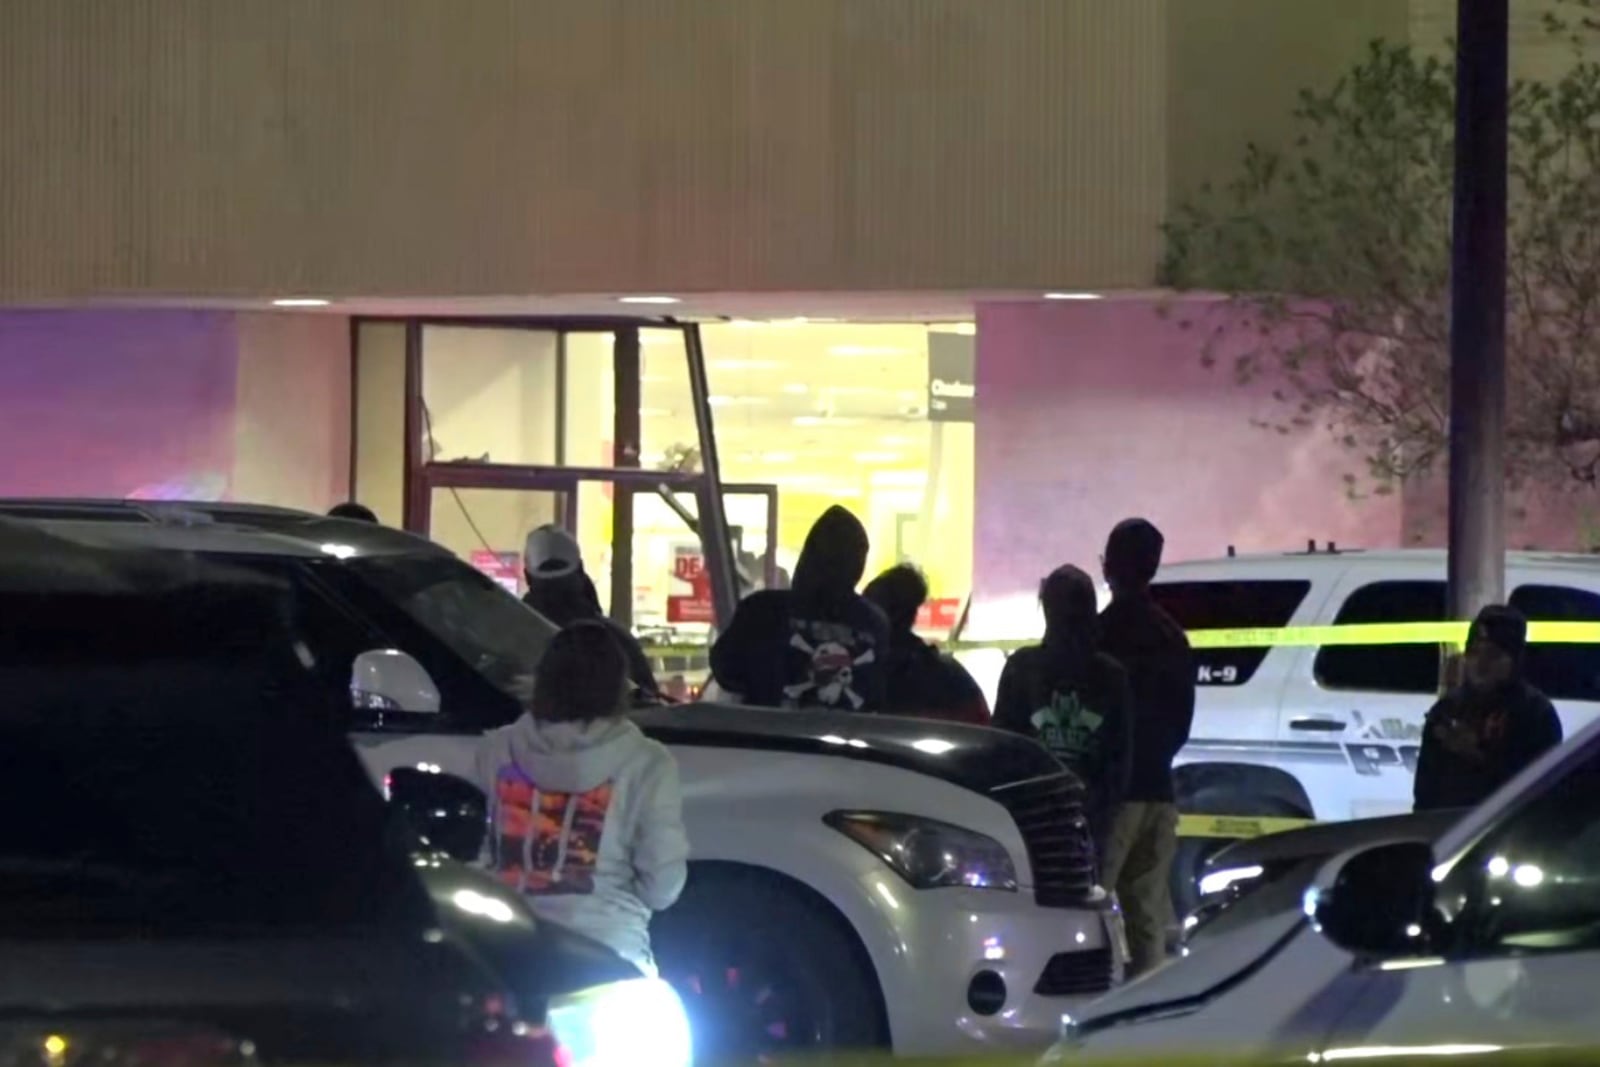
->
[965,547,1600,914]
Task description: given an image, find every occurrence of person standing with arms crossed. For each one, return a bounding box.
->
[1097,518,1194,978]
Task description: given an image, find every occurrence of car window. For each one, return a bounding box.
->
[0,579,429,937]
[1150,580,1310,686]
[1439,741,1600,956]
[1510,584,1600,704]
[1314,581,1444,694]
[336,554,550,729]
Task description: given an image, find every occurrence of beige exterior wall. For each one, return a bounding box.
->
[0,0,1167,300]
[1,1,1457,303]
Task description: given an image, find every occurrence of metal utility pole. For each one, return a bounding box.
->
[1445,0,1510,634]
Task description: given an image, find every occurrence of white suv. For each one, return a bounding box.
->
[0,500,1123,1060]
[1146,549,1600,908]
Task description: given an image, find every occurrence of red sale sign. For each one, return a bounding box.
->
[667,545,713,624]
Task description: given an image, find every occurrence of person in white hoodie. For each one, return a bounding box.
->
[475,620,689,974]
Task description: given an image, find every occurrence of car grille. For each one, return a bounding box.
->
[991,772,1096,907]
[1034,947,1115,996]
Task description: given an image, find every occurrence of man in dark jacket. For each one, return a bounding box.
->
[993,564,1132,859]
[521,524,658,696]
[710,506,889,711]
[1414,604,1563,812]
[863,564,990,725]
[1097,517,1194,978]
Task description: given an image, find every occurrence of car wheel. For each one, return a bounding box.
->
[653,869,887,1064]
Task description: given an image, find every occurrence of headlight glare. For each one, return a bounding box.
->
[826,811,1018,891]
[545,978,692,1067]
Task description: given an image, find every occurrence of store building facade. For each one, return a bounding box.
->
[2,0,1567,646]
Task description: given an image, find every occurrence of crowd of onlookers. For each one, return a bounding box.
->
[327,499,1568,982]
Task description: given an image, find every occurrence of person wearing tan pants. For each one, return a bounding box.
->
[1097,519,1195,979]
[1100,801,1180,976]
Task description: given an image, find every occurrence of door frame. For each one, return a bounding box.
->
[352,315,740,627]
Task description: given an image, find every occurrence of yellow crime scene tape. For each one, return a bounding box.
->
[645,620,1600,841]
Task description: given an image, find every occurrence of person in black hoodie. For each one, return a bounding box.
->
[1097,517,1193,978]
[863,564,990,725]
[1414,604,1563,812]
[521,524,658,696]
[710,506,889,711]
[993,564,1132,860]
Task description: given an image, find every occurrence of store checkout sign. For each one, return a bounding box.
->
[927,333,975,423]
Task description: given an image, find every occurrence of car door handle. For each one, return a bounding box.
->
[1290,716,1347,733]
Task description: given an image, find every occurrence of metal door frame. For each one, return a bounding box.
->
[354,314,739,626]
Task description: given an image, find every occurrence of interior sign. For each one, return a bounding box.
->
[927,333,975,423]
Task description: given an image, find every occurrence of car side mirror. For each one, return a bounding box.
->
[1309,840,1436,958]
[388,766,488,862]
[351,649,440,719]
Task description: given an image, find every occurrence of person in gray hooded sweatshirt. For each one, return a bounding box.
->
[475,620,688,974]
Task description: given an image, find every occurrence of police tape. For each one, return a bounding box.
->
[643,621,1600,661]
[1177,813,1317,839]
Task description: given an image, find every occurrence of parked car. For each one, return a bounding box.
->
[0,536,686,1067]
[0,499,1123,1059]
[1049,707,1600,1059]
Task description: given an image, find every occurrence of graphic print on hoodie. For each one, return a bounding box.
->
[491,766,613,895]
[475,715,689,971]
[710,505,890,711]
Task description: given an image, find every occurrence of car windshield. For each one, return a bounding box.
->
[345,554,557,701]
[0,572,432,938]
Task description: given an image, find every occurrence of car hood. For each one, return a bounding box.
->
[417,856,638,1003]
[633,701,1063,792]
[1077,909,1307,1034]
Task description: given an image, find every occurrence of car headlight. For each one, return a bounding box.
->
[545,978,692,1067]
[826,811,1018,891]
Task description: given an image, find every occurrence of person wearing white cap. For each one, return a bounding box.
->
[521,524,658,696]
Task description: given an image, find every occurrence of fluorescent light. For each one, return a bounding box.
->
[618,295,681,305]
[781,383,810,395]
[830,345,907,357]
[1043,291,1101,301]
[272,297,330,308]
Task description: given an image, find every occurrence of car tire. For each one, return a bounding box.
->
[652,867,888,1064]
[1169,795,1305,919]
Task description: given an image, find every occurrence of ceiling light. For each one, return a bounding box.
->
[880,434,912,446]
[618,295,681,305]
[781,383,810,395]
[272,297,330,308]
[1043,291,1102,301]
[853,451,901,464]
[830,345,907,357]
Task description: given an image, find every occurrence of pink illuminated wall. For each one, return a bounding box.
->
[0,309,348,508]
[972,299,1403,624]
